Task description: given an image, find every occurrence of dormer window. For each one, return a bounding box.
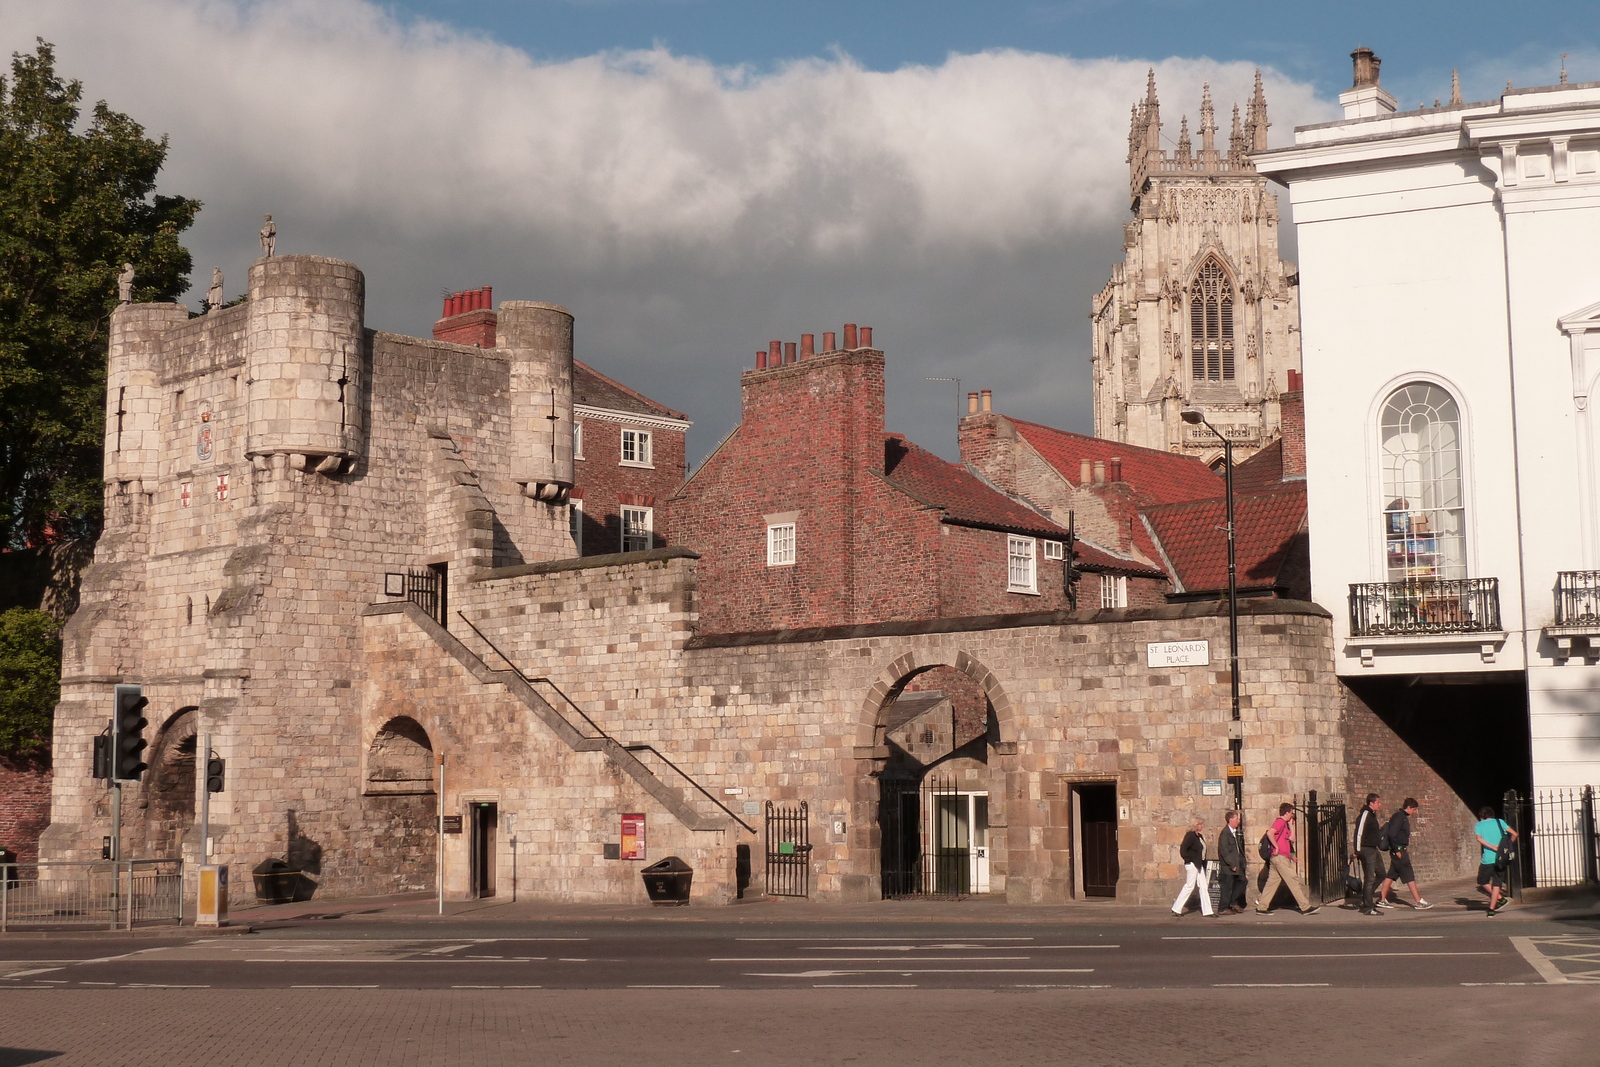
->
[1189,257,1235,382]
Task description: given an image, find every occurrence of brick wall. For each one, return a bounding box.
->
[1340,682,1480,884]
[0,756,51,862]
[1281,388,1306,479]
[572,416,687,554]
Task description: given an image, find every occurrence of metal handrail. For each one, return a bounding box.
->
[455,611,753,832]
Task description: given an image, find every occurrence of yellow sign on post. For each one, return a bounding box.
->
[198,864,229,927]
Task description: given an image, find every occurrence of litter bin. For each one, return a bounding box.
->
[641,855,693,906]
[252,858,300,904]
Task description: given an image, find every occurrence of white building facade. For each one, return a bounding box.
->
[1258,50,1600,794]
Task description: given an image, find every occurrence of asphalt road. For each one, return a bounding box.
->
[5,917,1600,1067]
[4,916,1598,990]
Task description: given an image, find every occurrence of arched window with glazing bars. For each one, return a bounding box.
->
[1379,383,1467,581]
[1189,257,1235,382]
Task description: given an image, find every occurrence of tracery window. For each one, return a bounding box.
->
[1379,383,1466,581]
[1189,257,1235,382]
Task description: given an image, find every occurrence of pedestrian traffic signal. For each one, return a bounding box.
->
[92,728,111,780]
[111,684,149,781]
[206,755,225,793]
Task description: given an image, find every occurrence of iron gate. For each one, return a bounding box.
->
[1299,791,1348,904]
[765,800,811,897]
[406,567,444,626]
[879,777,922,898]
[878,776,982,898]
[1503,786,1600,892]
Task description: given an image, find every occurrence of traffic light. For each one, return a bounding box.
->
[206,755,226,793]
[111,684,149,781]
[92,728,111,780]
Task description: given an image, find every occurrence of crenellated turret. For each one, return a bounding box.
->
[498,301,575,502]
[105,302,189,515]
[244,255,366,475]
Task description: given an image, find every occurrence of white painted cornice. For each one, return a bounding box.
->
[573,404,691,432]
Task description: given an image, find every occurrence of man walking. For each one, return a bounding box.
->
[1377,797,1433,910]
[1255,803,1321,915]
[1217,810,1247,914]
[1354,793,1385,915]
[1475,805,1518,916]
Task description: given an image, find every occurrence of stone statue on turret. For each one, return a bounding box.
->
[117,263,134,305]
[206,266,224,312]
[260,213,276,257]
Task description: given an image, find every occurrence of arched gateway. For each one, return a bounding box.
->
[856,651,1015,899]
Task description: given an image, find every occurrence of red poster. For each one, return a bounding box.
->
[620,813,646,860]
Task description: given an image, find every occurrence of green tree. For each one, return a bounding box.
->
[0,607,61,756]
[0,39,199,548]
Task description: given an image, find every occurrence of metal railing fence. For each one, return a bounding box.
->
[1555,570,1600,626]
[1348,577,1501,637]
[1503,787,1599,893]
[0,860,184,931]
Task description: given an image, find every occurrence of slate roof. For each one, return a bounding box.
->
[573,360,688,421]
[882,435,1069,540]
[1009,419,1224,504]
[1073,536,1167,579]
[1141,483,1308,594]
[883,690,948,732]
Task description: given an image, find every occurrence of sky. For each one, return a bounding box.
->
[2,1,1595,465]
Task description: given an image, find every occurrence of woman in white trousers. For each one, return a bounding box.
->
[1172,816,1215,916]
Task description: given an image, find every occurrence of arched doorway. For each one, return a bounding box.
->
[360,716,439,895]
[863,658,1010,899]
[144,708,198,858]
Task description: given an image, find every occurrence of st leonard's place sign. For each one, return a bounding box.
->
[1146,640,1210,668]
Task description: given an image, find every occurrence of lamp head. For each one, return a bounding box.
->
[1180,406,1205,425]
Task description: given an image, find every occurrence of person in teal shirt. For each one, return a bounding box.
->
[1474,806,1518,915]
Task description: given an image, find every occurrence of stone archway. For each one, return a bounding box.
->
[143,707,198,858]
[856,650,1017,900]
[365,716,435,795]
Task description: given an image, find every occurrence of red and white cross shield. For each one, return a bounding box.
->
[179,482,191,508]
[215,474,229,502]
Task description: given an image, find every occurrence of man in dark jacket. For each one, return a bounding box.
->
[1377,798,1433,909]
[1354,793,1385,915]
[1216,810,1247,914]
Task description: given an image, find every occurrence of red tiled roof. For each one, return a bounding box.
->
[1073,536,1167,579]
[1142,484,1308,594]
[883,436,1069,540]
[1009,419,1223,505]
[574,360,688,421]
[1230,439,1296,497]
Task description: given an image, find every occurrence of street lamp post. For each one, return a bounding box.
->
[1180,407,1241,813]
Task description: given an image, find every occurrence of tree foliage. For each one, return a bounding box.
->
[0,607,61,756]
[0,40,199,548]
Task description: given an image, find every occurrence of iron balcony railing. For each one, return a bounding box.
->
[1348,577,1501,637]
[1555,570,1600,627]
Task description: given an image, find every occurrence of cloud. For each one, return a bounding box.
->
[1,0,1334,461]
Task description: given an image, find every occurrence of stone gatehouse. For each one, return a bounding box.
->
[44,250,1426,905]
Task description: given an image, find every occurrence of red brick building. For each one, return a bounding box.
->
[431,288,690,557]
[673,327,1073,635]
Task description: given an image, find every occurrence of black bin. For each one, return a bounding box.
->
[641,855,693,906]
[253,858,301,904]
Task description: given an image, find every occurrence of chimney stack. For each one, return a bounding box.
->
[823,331,836,352]
[861,326,873,348]
[1093,460,1106,486]
[801,333,814,358]
[1079,458,1093,486]
[1282,377,1306,479]
[433,285,497,347]
[843,323,858,349]
[784,342,797,364]
[980,389,992,413]
[967,391,979,415]
[1340,46,1397,118]
[1108,457,1123,483]
[757,349,768,369]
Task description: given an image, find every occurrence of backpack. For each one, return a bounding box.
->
[1377,823,1392,852]
[1494,821,1518,869]
[1258,832,1275,862]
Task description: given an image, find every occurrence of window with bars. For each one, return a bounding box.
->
[621,506,653,553]
[767,522,796,566]
[1100,574,1127,609]
[1007,536,1037,593]
[1189,257,1235,382]
[1380,383,1467,581]
[621,428,653,467]
[568,498,584,554]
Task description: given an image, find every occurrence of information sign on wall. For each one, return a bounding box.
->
[1201,779,1223,796]
[1146,640,1210,668]
[620,813,646,860]
[440,815,462,834]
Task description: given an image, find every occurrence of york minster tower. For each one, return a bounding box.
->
[1091,72,1301,463]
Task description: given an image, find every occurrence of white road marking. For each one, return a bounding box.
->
[629,984,722,989]
[426,944,475,955]
[1213,982,1330,988]
[737,937,1033,942]
[291,985,378,989]
[813,984,917,988]
[1165,935,1443,941]
[124,984,209,988]
[244,958,546,963]
[4,968,64,978]
[558,958,589,962]
[1510,937,1573,985]
[1213,952,1498,959]
[711,956,1030,962]
[78,982,118,986]
[1014,984,1112,989]
[746,968,1094,978]
[1461,982,1530,986]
